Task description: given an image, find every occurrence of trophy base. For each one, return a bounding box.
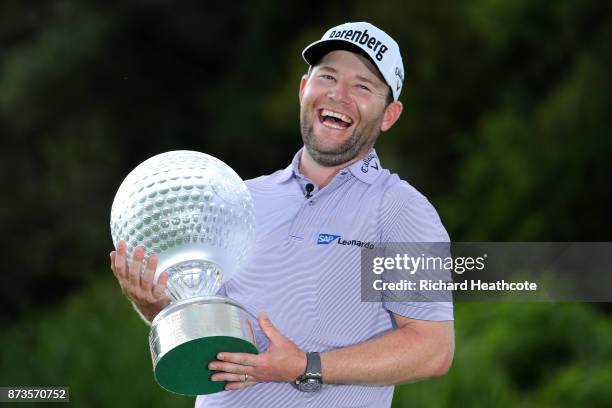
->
[150,296,258,396]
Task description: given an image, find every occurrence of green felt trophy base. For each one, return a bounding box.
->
[149,297,259,396]
[154,335,258,396]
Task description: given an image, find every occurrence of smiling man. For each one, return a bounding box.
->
[111,21,454,408]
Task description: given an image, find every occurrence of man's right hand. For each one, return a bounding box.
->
[110,240,170,323]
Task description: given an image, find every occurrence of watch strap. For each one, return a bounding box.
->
[305,352,322,379]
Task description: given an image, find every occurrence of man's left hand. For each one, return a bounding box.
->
[209,312,306,390]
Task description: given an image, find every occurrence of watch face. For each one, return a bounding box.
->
[299,379,322,393]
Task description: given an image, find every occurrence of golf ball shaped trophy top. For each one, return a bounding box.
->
[110,150,256,395]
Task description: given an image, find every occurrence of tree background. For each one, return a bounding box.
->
[1,1,611,406]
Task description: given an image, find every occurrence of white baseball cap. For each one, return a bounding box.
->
[302,21,405,101]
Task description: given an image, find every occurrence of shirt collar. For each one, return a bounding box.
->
[274,148,303,184]
[346,149,383,184]
[274,147,384,185]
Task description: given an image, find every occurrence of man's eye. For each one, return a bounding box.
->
[358,84,371,92]
[321,75,335,81]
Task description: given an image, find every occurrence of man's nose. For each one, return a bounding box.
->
[327,81,351,104]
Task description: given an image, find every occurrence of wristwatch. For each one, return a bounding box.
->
[295,352,323,392]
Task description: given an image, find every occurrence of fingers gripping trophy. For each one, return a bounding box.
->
[110,151,257,395]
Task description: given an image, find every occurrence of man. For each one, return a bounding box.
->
[111,21,454,408]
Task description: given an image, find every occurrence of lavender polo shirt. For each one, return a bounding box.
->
[195,148,453,408]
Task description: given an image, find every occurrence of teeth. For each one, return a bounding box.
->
[321,109,353,124]
[326,122,346,130]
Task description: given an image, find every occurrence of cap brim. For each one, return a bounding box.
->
[302,39,384,79]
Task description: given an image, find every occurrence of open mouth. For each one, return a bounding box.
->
[318,109,354,130]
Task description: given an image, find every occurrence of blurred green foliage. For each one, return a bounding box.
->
[395,302,612,407]
[0,277,192,408]
[1,0,611,406]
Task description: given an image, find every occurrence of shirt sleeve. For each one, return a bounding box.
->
[379,182,454,321]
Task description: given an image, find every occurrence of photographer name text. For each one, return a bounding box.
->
[372,279,537,292]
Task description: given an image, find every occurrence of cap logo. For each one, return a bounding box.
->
[329,29,389,61]
[395,66,404,91]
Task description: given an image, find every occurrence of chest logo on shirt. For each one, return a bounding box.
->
[317,233,375,249]
[317,233,341,244]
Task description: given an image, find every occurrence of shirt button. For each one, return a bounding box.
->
[308,200,315,206]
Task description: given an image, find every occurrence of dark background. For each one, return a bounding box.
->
[1,1,611,406]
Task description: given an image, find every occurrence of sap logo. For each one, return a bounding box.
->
[317,233,341,244]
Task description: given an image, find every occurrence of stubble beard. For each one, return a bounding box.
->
[300,108,382,167]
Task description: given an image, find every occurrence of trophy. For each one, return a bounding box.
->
[110,150,257,396]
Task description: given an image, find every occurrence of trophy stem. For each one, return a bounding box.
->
[164,260,223,301]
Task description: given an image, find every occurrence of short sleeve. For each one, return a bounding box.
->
[379,182,454,321]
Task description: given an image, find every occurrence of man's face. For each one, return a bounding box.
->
[299,50,393,167]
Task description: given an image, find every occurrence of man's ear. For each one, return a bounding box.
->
[380,101,403,132]
[299,74,309,104]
